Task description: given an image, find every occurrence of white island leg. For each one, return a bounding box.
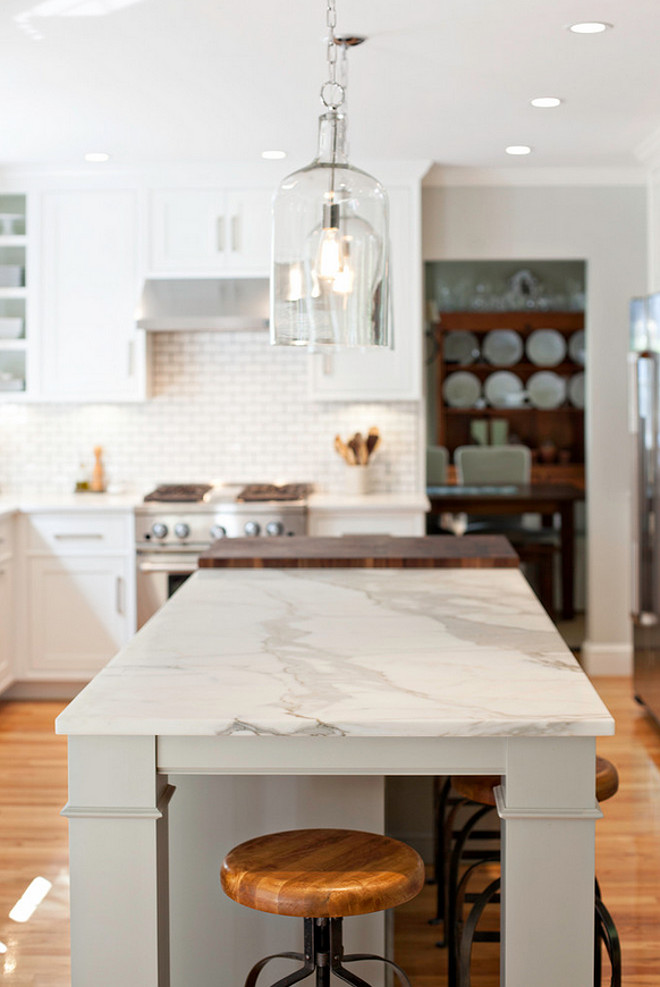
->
[497,737,600,987]
[63,735,171,987]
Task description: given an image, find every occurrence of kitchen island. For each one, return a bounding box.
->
[56,567,613,987]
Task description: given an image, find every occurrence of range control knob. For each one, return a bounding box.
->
[244,521,261,537]
[266,521,285,537]
[151,522,168,540]
[174,523,191,540]
[210,524,227,540]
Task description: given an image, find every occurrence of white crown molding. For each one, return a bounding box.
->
[0,158,434,191]
[423,164,646,188]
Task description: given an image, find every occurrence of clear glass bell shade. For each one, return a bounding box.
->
[271,111,390,349]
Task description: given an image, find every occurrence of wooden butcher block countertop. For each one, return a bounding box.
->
[197,534,518,569]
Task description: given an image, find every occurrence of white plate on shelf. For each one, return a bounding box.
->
[443,371,482,408]
[0,213,23,235]
[568,371,585,408]
[568,330,585,366]
[528,371,567,409]
[482,329,523,366]
[0,377,24,391]
[443,330,479,365]
[484,371,524,408]
[526,328,566,367]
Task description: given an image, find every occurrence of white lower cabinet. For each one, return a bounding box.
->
[0,517,14,694]
[20,511,135,681]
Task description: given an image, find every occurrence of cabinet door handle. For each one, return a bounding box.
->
[230,214,240,253]
[116,576,124,615]
[54,533,104,540]
[216,216,225,253]
[127,340,135,377]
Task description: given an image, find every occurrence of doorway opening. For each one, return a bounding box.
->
[424,259,587,649]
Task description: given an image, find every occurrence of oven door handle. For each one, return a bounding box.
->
[137,560,199,574]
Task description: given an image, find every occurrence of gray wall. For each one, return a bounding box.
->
[421,182,647,670]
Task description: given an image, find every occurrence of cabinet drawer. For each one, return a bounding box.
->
[25,513,130,554]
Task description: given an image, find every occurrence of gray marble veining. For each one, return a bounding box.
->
[56,568,614,737]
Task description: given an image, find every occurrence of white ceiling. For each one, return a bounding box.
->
[2,0,659,171]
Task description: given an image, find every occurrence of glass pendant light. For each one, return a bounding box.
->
[271,2,390,350]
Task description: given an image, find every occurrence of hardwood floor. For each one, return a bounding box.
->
[0,677,659,985]
[0,701,70,986]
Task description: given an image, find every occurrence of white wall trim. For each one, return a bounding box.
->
[423,165,647,188]
[581,641,633,677]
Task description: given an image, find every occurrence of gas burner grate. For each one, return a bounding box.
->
[237,483,310,502]
[143,484,213,503]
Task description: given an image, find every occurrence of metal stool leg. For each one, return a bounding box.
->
[447,804,495,987]
[458,878,501,987]
[246,916,415,987]
[430,777,452,927]
[595,895,622,987]
[455,873,622,987]
[244,952,311,987]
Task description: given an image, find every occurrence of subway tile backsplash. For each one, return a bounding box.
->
[0,332,420,495]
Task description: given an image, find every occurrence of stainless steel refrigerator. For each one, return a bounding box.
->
[631,294,660,721]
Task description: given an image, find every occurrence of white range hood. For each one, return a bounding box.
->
[136,278,269,331]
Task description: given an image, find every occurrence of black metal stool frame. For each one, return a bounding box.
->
[244,915,413,987]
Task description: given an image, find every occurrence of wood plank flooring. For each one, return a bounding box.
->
[0,677,659,986]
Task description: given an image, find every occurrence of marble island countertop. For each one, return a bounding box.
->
[56,567,614,739]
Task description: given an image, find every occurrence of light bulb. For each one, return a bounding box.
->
[316,226,344,281]
[332,238,354,294]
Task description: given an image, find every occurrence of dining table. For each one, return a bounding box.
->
[426,482,584,619]
[56,564,612,987]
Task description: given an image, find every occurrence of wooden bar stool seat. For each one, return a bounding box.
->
[451,755,619,807]
[221,828,425,987]
[447,758,621,987]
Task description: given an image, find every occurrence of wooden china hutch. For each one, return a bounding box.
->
[433,310,585,489]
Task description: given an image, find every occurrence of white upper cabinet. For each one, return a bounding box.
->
[39,188,145,402]
[308,180,424,402]
[149,187,272,275]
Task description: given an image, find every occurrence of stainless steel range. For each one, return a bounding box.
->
[135,483,308,627]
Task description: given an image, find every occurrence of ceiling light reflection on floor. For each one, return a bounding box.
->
[9,877,53,923]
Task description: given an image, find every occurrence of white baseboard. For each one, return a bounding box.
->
[581,641,632,676]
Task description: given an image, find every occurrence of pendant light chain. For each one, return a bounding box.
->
[270,0,390,349]
[321,0,345,110]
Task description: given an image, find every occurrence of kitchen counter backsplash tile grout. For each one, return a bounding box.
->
[0,332,419,494]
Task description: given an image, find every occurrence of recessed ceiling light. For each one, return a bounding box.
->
[530,97,562,108]
[261,150,287,160]
[84,152,111,163]
[505,145,532,156]
[568,21,612,34]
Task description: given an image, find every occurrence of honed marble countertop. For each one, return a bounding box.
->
[56,568,614,738]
